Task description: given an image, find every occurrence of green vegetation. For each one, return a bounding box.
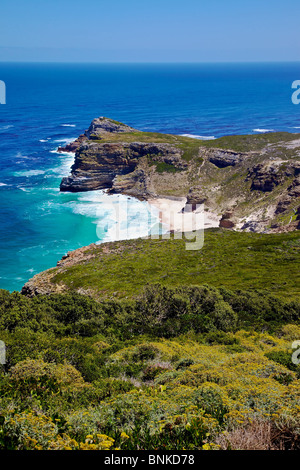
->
[0,283,300,450]
[1,121,300,450]
[49,229,300,301]
[93,131,181,145]
[198,132,300,153]
[1,220,300,450]
[94,129,300,155]
[151,161,183,173]
[92,130,300,169]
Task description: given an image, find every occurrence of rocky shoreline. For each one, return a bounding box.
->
[57,116,300,234]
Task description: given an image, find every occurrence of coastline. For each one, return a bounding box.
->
[56,144,221,238]
[147,196,220,232]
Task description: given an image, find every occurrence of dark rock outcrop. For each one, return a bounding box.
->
[247,162,300,193]
[85,117,137,139]
[186,186,207,206]
[207,149,244,168]
[58,134,88,153]
[185,187,207,211]
[247,164,283,192]
[219,211,235,229]
[240,220,267,232]
[275,175,300,215]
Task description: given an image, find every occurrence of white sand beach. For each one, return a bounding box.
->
[147,197,220,232]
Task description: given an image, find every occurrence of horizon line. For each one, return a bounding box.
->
[0,59,300,65]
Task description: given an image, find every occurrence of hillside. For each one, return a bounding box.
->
[22,228,300,302]
[1,280,300,450]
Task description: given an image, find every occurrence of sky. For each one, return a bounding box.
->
[0,0,299,63]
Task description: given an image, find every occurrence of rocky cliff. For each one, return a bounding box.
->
[58,117,300,233]
[60,140,187,195]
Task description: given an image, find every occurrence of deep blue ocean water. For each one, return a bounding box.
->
[0,62,299,292]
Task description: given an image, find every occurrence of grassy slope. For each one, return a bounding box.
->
[50,228,300,301]
[198,131,300,152]
[92,129,300,158]
[93,129,300,149]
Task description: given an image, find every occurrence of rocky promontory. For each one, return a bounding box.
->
[60,140,187,194]
[58,117,300,233]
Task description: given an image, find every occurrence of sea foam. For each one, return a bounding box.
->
[180,133,216,140]
[67,190,162,243]
[252,128,275,133]
[14,169,46,177]
[49,149,75,177]
[52,137,77,144]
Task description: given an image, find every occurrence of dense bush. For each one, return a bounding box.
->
[0,284,299,342]
[0,285,300,450]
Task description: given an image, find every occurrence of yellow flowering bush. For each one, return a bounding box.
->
[9,358,89,392]
[3,411,57,450]
[1,327,300,450]
[1,411,115,450]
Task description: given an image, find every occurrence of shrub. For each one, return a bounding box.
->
[205,331,239,345]
[0,411,57,450]
[132,344,159,361]
[142,363,171,382]
[175,358,195,370]
[265,350,300,378]
[9,358,89,397]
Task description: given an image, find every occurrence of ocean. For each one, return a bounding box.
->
[0,62,299,292]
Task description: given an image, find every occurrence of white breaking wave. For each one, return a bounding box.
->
[49,150,75,177]
[180,134,216,140]
[14,169,46,177]
[53,137,77,144]
[14,152,31,161]
[60,124,76,127]
[0,124,14,130]
[0,183,7,187]
[67,191,163,242]
[50,150,74,155]
[252,128,275,133]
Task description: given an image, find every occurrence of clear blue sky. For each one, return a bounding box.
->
[0,0,299,62]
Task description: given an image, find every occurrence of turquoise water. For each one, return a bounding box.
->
[0,62,299,292]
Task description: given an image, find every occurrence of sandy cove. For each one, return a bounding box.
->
[147,196,220,232]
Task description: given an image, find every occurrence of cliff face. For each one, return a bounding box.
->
[58,117,300,233]
[60,140,186,194]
